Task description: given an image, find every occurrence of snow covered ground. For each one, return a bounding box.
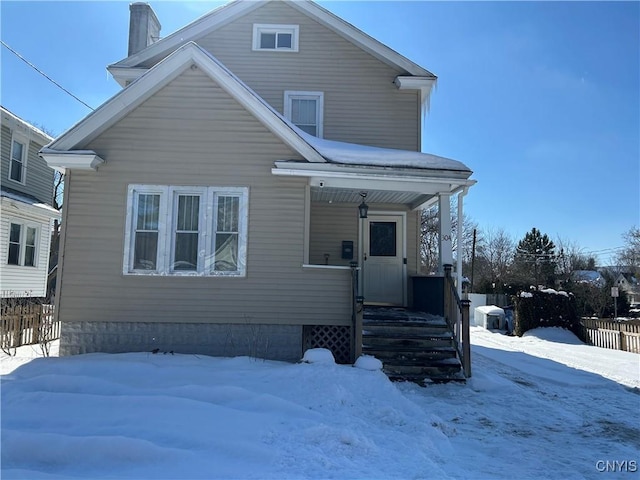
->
[2,328,638,479]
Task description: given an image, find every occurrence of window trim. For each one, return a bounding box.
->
[8,132,28,185]
[6,220,39,267]
[123,185,249,277]
[252,24,299,52]
[284,91,324,138]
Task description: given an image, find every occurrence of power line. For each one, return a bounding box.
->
[2,40,95,111]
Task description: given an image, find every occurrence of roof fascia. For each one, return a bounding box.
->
[109,0,435,79]
[288,1,436,77]
[46,43,325,164]
[273,160,472,179]
[272,164,476,188]
[107,66,147,88]
[39,150,104,173]
[109,0,262,70]
[1,107,53,146]
[0,195,60,219]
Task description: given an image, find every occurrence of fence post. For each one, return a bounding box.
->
[620,331,626,352]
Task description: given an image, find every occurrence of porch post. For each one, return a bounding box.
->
[438,194,453,273]
[456,188,469,298]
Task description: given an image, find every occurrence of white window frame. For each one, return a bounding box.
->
[284,91,324,138]
[6,220,39,267]
[8,132,28,185]
[253,24,299,52]
[123,185,249,277]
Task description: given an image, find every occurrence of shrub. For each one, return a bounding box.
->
[514,289,579,336]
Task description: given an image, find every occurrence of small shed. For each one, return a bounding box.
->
[475,306,505,330]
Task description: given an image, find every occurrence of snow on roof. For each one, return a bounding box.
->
[0,187,59,214]
[298,130,471,172]
[475,305,505,316]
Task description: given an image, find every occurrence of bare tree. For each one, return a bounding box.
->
[616,226,640,275]
[476,228,515,285]
[419,202,478,274]
[555,236,595,279]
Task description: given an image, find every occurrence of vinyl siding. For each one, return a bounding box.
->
[143,1,420,151]
[57,68,351,327]
[309,203,358,266]
[309,202,419,275]
[1,124,55,204]
[0,201,52,297]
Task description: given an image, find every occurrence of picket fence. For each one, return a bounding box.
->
[1,304,59,349]
[580,318,640,354]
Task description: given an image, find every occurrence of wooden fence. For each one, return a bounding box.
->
[1,304,59,349]
[580,319,640,354]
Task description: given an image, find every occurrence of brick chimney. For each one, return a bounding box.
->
[128,3,161,56]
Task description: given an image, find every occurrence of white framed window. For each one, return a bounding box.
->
[284,91,324,137]
[6,221,38,267]
[8,133,28,184]
[123,185,249,276]
[253,24,299,52]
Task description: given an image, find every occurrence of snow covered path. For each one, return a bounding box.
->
[401,328,640,479]
[2,329,639,479]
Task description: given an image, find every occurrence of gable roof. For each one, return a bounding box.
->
[42,42,326,164]
[108,0,436,78]
[1,106,53,146]
[44,41,472,179]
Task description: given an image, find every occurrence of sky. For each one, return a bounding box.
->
[2,327,639,478]
[1,1,638,265]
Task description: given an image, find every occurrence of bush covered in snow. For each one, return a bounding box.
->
[514,289,579,336]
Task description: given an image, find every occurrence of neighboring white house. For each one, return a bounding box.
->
[1,106,60,299]
[615,272,639,305]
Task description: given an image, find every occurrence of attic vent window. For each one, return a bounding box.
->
[253,24,299,52]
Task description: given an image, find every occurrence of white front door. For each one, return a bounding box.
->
[363,214,405,305]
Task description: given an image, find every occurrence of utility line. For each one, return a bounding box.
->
[1,40,95,111]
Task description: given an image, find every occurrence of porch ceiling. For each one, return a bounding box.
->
[311,187,427,206]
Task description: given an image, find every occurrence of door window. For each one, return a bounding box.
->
[369,222,397,256]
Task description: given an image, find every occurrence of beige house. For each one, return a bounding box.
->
[42,0,475,376]
[1,106,59,299]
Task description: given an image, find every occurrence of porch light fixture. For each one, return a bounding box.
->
[358,192,369,219]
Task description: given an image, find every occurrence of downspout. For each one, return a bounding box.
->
[456,187,469,299]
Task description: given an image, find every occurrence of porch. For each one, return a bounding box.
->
[272,136,475,381]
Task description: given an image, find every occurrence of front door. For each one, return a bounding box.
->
[363,214,405,305]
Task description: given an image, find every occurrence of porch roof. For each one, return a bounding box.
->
[272,139,475,210]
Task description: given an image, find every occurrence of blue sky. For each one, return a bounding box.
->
[2,1,638,264]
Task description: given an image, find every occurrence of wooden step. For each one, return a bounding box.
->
[363,324,450,336]
[362,307,465,384]
[362,350,457,364]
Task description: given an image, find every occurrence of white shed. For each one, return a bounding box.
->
[475,305,505,330]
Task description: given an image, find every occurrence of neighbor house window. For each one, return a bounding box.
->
[7,222,38,267]
[284,91,324,137]
[124,185,248,276]
[253,24,299,52]
[9,135,28,184]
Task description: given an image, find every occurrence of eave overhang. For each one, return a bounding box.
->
[41,42,327,170]
[39,149,104,173]
[272,161,475,210]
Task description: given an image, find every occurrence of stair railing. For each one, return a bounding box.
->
[443,264,471,378]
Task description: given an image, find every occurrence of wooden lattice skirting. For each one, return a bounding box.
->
[303,325,352,364]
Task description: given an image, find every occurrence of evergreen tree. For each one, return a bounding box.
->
[513,228,557,287]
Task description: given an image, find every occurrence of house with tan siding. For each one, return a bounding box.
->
[41,0,476,381]
[1,106,59,299]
